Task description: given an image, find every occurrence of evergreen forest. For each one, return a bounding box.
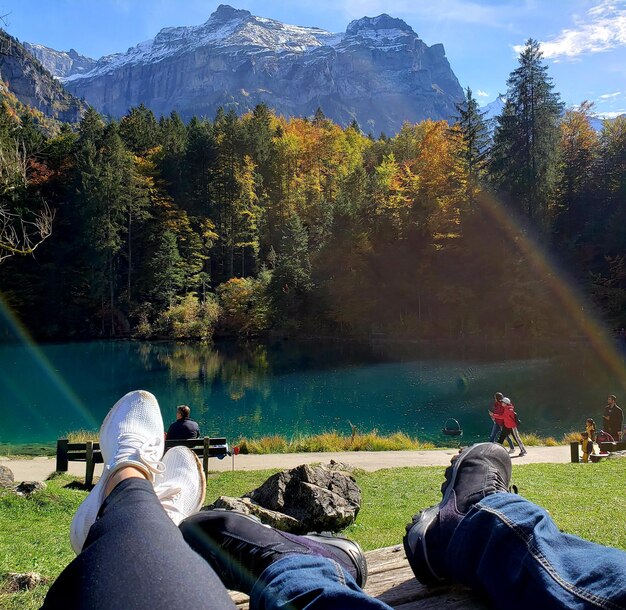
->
[1,40,625,343]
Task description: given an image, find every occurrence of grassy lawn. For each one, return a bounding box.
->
[1,460,624,609]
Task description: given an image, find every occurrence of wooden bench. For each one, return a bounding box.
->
[570,439,626,462]
[56,437,230,486]
[228,545,486,609]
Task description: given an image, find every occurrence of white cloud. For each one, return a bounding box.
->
[597,110,626,118]
[526,1,626,59]
[477,89,490,97]
[598,91,622,99]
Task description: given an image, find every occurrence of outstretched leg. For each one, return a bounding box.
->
[180,509,390,610]
[44,478,236,610]
[403,442,626,610]
[43,390,235,610]
[448,493,626,610]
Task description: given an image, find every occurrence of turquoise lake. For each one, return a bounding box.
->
[0,339,622,446]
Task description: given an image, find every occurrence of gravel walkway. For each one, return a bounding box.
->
[0,445,571,482]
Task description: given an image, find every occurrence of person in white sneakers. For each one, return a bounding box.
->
[42,390,373,610]
[43,390,237,609]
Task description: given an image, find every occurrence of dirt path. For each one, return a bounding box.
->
[0,445,571,482]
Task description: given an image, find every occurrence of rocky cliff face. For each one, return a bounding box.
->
[23,43,96,79]
[0,31,85,123]
[49,4,462,134]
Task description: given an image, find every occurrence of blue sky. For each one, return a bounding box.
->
[1,0,625,117]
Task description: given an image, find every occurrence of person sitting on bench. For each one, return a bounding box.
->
[166,405,200,440]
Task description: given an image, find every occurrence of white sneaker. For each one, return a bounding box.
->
[70,390,165,554]
[154,446,206,525]
[508,448,516,454]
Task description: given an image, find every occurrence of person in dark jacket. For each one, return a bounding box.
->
[603,395,623,441]
[166,405,200,440]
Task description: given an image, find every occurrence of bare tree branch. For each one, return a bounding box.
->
[0,200,55,262]
[0,135,55,262]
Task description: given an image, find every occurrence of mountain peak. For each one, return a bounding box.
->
[209,4,252,23]
[346,14,415,36]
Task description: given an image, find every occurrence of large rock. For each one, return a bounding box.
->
[245,463,361,533]
[206,496,301,531]
[0,465,14,488]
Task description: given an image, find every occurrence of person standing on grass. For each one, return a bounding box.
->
[602,395,623,441]
[498,397,527,456]
[166,405,201,440]
[489,392,515,453]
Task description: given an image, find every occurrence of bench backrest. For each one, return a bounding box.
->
[56,437,230,476]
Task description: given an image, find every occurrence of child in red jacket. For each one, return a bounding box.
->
[498,397,527,456]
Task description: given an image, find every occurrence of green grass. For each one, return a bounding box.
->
[0,443,56,458]
[2,460,625,609]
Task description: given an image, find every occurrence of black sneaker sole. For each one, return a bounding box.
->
[303,532,369,587]
[403,504,441,586]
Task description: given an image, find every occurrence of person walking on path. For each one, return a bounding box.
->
[166,404,200,440]
[603,395,623,441]
[498,397,527,456]
[489,392,515,453]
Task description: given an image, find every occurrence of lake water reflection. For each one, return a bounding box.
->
[0,339,622,446]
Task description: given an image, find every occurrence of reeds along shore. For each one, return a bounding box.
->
[57,429,575,455]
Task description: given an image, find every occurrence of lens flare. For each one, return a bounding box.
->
[0,294,97,438]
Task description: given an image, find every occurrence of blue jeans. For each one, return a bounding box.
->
[490,421,514,449]
[447,493,626,610]
[251,555,391,610]
[42,478,385,610]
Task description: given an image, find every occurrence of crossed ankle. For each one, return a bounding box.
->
[104,465,150,497]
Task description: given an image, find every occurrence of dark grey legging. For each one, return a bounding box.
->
[42,478,236,610]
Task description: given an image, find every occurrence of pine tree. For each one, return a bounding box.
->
[148,230,185,309]
[269,214,312,321]
[453,87,491,190]
[119,104,159,155]
[491,39,563,228]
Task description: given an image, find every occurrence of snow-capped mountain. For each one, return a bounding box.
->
[481,95,505,124]
[28,4,463,134]
[23,43,96,79]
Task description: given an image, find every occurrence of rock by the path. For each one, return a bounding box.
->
[0,464,14,488]
[206,496,301,531]
[15,481,46,496]
[245,463,361,533]
[2,572,44,592]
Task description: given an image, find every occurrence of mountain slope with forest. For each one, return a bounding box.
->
[0,30,85,124]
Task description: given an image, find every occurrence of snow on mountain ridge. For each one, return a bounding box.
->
[62,5,341,83]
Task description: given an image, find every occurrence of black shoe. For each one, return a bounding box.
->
[179,509,368,594]
[403,442,511,586]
